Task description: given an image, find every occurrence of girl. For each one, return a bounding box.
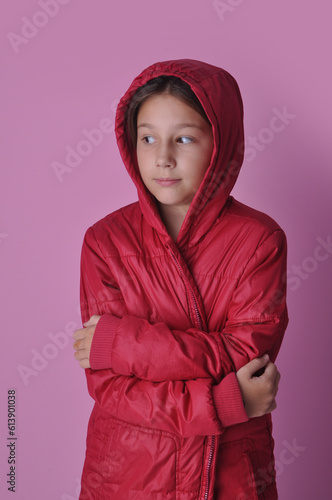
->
[73,59,288,499]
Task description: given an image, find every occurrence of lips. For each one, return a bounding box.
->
[154,178,181,186]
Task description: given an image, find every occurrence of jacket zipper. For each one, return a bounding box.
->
[167,248,203,330]
[204,435,215,500]
[167,246,216,499]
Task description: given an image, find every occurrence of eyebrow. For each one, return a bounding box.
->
[137,122,205,130]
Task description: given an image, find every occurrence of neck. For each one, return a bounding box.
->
[158,203,188,242]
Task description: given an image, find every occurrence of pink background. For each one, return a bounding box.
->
[1,1,331,498]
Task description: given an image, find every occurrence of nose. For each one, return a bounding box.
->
[155,142,176,168]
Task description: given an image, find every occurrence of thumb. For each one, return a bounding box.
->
[83,314,101,327]
[83,316,95,327]
[244,354,269,377]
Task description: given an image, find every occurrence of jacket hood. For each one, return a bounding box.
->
[115,59,244,248]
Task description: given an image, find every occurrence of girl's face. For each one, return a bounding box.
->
[136,93,214,215]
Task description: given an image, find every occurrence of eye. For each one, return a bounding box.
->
[142,135,155,144]
[177,136,193,144]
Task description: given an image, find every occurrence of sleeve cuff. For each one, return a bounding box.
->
[89,314,121,370]
[212,373,249,428]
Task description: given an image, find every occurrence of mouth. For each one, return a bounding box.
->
[154,178,181,186]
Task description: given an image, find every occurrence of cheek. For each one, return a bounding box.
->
[196,152,212,176]
[136,149,145,172]
[136,152,151,183]
[136,147,142,164]
[192,158,211,187]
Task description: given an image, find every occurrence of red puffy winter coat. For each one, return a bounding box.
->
[78,59,288,500]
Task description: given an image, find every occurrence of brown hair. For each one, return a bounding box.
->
[125,75,211,148]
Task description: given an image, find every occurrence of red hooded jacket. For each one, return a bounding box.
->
[78,59,288,499]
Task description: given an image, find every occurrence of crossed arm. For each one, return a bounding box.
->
[73,314,281,419]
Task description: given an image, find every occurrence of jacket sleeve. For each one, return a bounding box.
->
[85,368,247,437]
[89,229,288,380]
[80,227,248,437]
[218,229,288,368]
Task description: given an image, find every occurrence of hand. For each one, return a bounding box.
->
[73,315,101,369]
[236,354,280,418]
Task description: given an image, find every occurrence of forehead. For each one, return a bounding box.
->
[137,93,206,125]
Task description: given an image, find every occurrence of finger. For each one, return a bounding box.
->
[74,350,86,361]
[74,349,90,362]
[73,328,86,341]
[243,354,269,377]
[73,340,81,351]
[262,362,278,383]
[79,358,91,369]
[73,338,86,351]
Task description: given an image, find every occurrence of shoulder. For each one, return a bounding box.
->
[83,202,142,256]
[226,197,285,235]
[214,198,288,281]
[91,201,140,233]
[217,197,287,261]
